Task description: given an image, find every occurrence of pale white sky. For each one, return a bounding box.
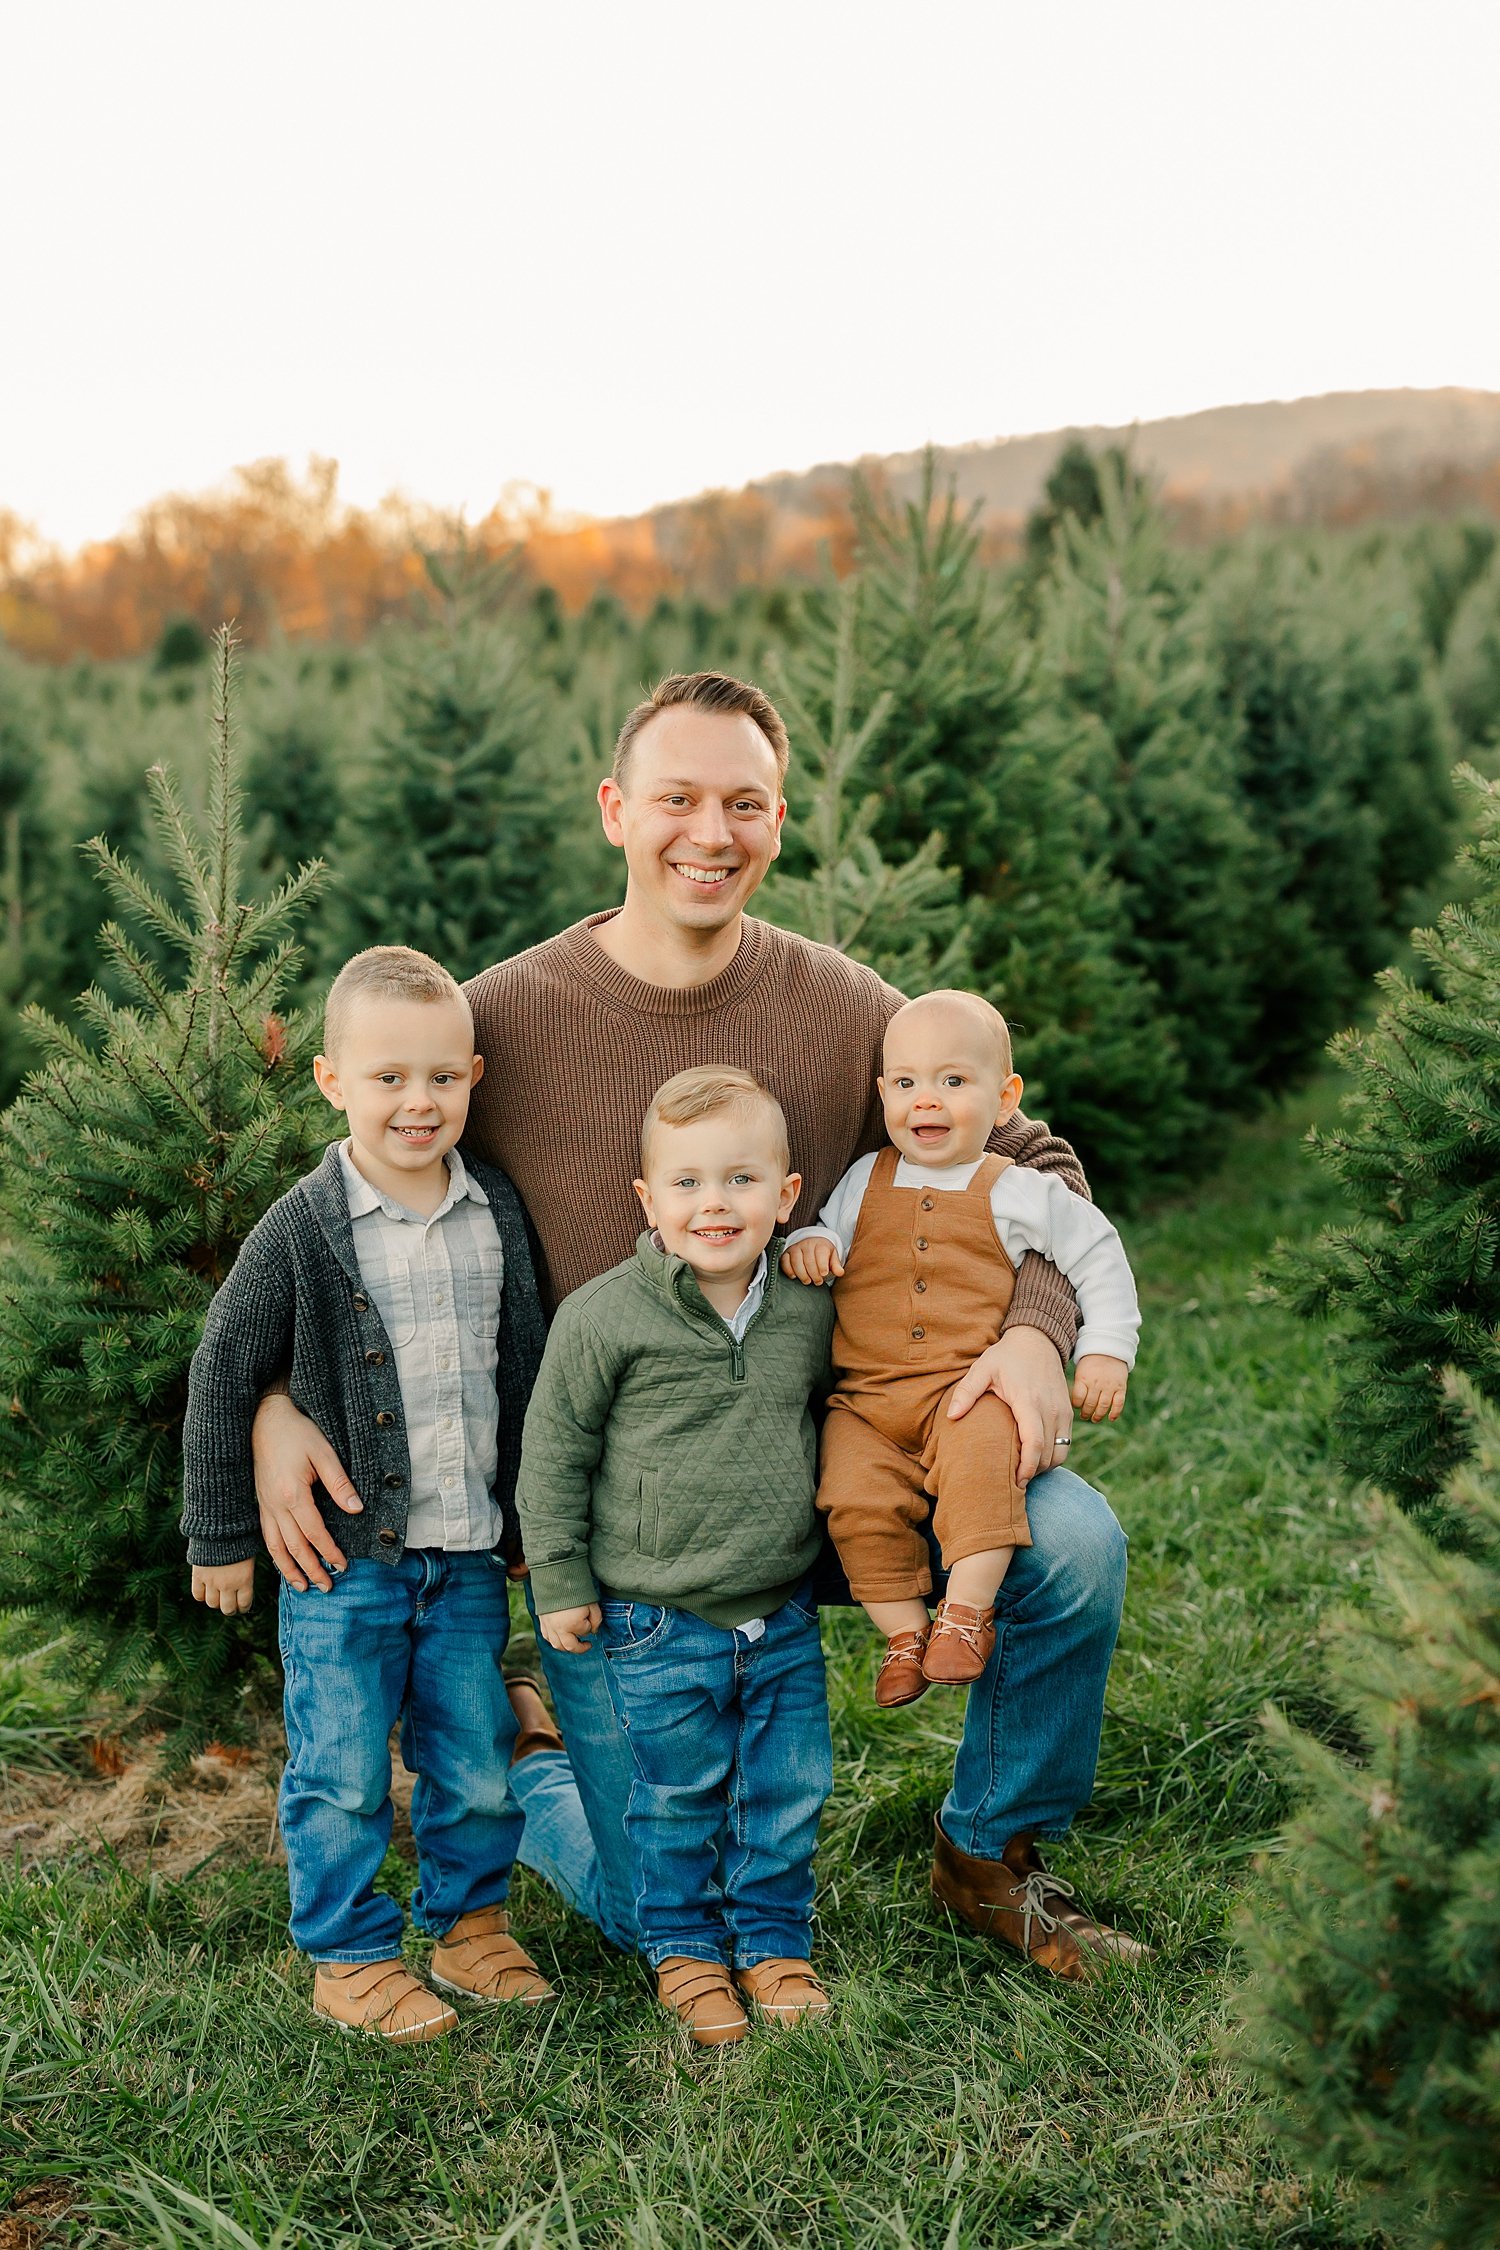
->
[2,0,1496,552]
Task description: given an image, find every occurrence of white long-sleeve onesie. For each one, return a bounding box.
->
[785,1151,1140,1366]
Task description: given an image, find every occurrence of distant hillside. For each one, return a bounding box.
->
[733,386,1500,533]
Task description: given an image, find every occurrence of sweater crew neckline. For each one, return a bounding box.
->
[553,910,774,1017]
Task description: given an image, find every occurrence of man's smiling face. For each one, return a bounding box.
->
[598,705,785,938]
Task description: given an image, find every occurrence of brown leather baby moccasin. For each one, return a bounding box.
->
[875,1628,931,1707]
[313,1959,459,2041]
[656,1956,749,2047]
[429,1906,556,2005]
[922,1599,996,1683]
[734,1958,833,2025]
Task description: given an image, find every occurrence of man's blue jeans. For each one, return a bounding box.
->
[278,1550,529,1963]
[525,1468,1126,1953]
[595,1588,832,1971]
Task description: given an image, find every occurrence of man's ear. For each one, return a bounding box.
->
[632,1176,656,1226]
[995,1072,1024,1126]
[777,1169,803,1222]
[768,795,786,864]
[598,777,626,849]
[312,1054,345,1111]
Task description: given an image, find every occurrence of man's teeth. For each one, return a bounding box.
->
[675,865,733,885]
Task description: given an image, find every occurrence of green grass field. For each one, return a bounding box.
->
[0,1084,1381,2249]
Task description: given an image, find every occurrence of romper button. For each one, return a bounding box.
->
[352,1291,369,1311]
[364,1349,385,1366]
[915,1279,927,1292]
[377,1527,399,1547]
[916,1238,928,1251]
[912,1325,926,1340]
[375,1410,395,1427]
[921,1198,934,1211]
[383,1472,403,1489]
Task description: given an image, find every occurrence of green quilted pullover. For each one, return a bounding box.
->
[515,1233,835,1628]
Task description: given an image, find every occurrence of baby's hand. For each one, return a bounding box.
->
[539,1603,602,1654]
[1071,1356,1129,1423]
[191,1559,256,1615]
[780,1235,845,1287]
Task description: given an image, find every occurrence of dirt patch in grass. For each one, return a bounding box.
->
[0,1721,418,1878]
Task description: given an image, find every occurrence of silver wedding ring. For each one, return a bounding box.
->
[1054,1435,1071,1446]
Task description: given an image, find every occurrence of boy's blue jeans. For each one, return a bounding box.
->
[526,1468,1126,1954]
[595,1585,832,1971]
[278,1549,532,1963]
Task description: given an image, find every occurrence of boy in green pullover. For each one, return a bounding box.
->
[515,1067,835,2047]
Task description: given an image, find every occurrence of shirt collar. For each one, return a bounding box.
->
[337,1138,484,1224]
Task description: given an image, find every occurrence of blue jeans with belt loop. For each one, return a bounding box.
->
[597,1585,833,1972]
[278,1549,526,1963]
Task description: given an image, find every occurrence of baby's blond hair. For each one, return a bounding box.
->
[884,989,1014,1078]
[640,1066,790,1173]
[322,946,472,1060]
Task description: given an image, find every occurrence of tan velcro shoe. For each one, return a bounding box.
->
[734,1958,832,2025]
[429,1906,556,2005]
[922,1599,996,1683]
[874,1629,931,1707]
[313,1958,459,2041]
[930,1819,1151,1980]
[655,1957,749,2047]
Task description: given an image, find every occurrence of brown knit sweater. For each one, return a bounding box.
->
[464,912,1085,1353]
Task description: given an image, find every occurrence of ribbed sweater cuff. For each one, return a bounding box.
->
[185,1530,261,1568]
[526,1558,600,1616]
[1003,1253,1081,1360]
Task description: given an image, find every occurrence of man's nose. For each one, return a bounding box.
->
[688,798,734,851]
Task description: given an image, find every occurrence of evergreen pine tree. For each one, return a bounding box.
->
[1265,768,1500,1522]
[0,629,328,1733]
[1443,545,1500,752]
[1234,1391,1500,2247]
[326,555,599,980]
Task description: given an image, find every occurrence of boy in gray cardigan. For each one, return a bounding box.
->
[517,1066,836,2048]
[183,947,558,2042]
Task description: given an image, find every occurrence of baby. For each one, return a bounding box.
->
[781,989,1139,1708]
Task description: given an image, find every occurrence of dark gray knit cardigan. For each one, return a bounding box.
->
[181,1142,546,1569]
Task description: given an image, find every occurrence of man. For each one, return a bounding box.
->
[253,670,1144,1979]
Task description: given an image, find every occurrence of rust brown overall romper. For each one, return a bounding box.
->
[818,1147,1032,1603]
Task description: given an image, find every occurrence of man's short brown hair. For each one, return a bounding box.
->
[639,1065,791,1174]
[612,672,790,790]
[323,946,472,1060]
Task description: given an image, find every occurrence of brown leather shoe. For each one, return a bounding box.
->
[656,1957,749,2047]
[875,1629,931,1707]
[313,1958,459,2041]
[505,1673,565,1764]
[922,1600,996,1683]
[930,1819,1151,1980]
[734,1958,832,2025]
[429,1906,556,2005]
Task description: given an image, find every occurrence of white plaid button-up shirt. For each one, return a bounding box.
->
[337,1141,505,1551]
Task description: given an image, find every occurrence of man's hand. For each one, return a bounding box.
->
[539,1603,602,1654]
[253,1392,362,1594]
[1072,1355,1129,1423]
[191,1559,255,1614]
[780,1236,845,1287]
[947,1325,1074,1485]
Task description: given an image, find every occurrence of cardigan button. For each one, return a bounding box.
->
[352,1291,369,1311]
[375,1410,396,1428]
[364,1348,385,1366]
[382,1472,404,1489]
[377,1527,399,1547]
[912,1325,926,1340]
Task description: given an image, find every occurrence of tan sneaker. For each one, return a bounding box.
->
[922,1599,996,1683]
[313,1958,459,2041]
[734,1958,832,2025]
[429,1905,556,2005]
[655,1957,749,2047]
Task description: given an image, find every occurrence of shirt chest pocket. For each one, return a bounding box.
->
[463,1246,505,1340]
[378,1264,418,1350]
